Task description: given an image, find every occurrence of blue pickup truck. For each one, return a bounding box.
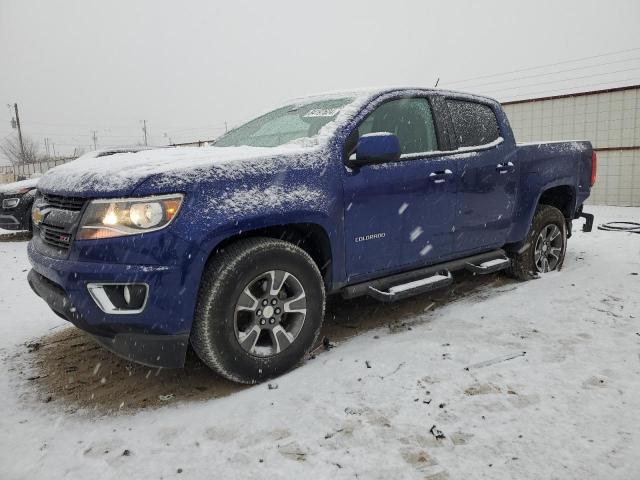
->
[27,87,596,383]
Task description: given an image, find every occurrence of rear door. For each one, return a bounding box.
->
[446,98,518,253]
[342,95,458,280]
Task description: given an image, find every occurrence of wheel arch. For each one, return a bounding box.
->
[506,183,577,248]
[537,184,576,220]
[208,223,334,288]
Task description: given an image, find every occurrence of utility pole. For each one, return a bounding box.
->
[13,103,25,160]
[141,120,148,146]
[91,130,98,150]
[224,121,228,133]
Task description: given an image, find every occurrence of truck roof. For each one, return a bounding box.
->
[293,86,499,105]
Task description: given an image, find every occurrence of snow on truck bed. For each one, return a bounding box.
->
[1,206,639,479]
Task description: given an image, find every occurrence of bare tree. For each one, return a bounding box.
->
[0,134,41,167]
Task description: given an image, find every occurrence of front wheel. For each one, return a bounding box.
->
[191,238,325,384]
[507,205,567,280]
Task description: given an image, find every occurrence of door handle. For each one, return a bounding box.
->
[496,162,515,174]
[429,169,453,183]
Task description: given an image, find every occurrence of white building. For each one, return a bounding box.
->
[502,85,640,207]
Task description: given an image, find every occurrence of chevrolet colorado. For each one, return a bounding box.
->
[27,87,596,383]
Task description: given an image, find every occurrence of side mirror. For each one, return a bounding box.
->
[348,132,401,167]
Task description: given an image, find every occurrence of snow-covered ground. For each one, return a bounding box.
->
[1,206,639,479]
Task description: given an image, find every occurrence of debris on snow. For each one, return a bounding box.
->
[424,302,436,312]
[324,428,344,439]
[26,341,41,353]
[322,337,335,350]
[464,351,526,371]
[429,425,446,440]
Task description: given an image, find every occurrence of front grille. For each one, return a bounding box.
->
[37,193,88,252]
[42,193,86,211]
[40,222,73,250]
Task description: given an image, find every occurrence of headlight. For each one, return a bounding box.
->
[2,198,20,209]
[77,194,183,240]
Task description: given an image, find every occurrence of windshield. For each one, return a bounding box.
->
[214,97,353,148]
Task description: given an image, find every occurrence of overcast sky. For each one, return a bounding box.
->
[1,0,639,159]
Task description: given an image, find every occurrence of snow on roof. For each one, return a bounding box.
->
[292,86,499,105]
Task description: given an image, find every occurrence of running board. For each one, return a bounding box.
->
[367,272,453,302]
[464,257,510,274]
[342,249,508,301]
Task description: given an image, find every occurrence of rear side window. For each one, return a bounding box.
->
[358,98,439,155]
[446,100,499,148]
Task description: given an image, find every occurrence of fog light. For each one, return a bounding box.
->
[87,283,148,314]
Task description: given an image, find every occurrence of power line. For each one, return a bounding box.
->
[498,78,640,102]
[472,67,640,95]
[452,56,640,90]
[445,46,640,86]
[20,132,144,139]
[21,124,226,137]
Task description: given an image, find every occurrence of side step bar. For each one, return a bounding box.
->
[368,271,453,302]
[342,249,510,302]
[464,257,510,274]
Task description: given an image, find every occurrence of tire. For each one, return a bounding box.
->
[507,204,567,281]
[191,237,325,384]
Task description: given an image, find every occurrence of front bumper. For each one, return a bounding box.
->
[0,214,22,230]
[27,241,198,368]
[27,269,189,367]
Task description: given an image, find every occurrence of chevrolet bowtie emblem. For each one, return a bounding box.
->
[32,204,49,226]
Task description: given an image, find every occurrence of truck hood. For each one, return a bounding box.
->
[37,145,323,197]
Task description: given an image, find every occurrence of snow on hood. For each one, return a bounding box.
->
[0,177,39,194]
[37,144,323,197]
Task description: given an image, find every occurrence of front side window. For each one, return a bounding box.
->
[215,98,353,148]
[446,99,500,148]
[357,98,439,155]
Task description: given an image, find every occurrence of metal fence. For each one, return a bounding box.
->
[0,157,76,184]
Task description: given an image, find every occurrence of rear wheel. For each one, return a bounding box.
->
[191,238,325,384]
[507,205,567,280]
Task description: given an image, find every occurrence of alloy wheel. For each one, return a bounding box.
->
[534,223,563,273]
[233,270,307,357]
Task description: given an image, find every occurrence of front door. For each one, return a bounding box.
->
[342,96,458,280]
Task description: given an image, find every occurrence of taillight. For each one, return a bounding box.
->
[590,151,597,186]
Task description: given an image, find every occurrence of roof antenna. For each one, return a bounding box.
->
[434,77,440,88]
